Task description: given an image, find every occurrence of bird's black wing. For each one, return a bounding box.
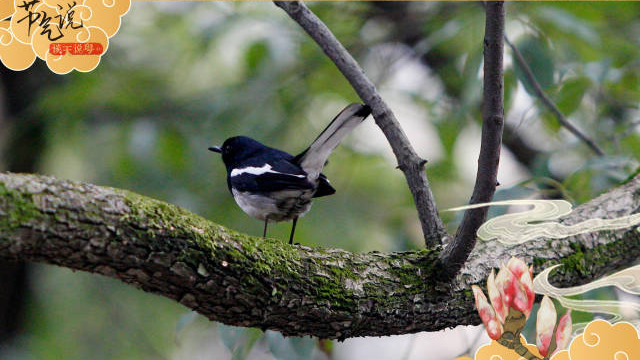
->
[266,146,336,197]
[267,149,336,197]
[228,157,315,194]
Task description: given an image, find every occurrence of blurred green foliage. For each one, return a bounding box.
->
[2,2,640,359]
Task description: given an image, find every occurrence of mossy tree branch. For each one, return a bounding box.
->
[1,172,640,339]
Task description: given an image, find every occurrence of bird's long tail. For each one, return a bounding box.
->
[293,103,371,180]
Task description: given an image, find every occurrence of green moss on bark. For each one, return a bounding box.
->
[532,229,640,285]
[3,172,640,338]
[0,183,43,230]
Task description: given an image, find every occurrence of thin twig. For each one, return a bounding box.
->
[274,1,446,247]
[504,35,605,156]
[440,1,505,279]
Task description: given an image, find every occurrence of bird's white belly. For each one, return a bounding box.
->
[232,189,313,222]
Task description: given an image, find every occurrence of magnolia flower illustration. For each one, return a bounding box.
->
[537,296,572,357]
[471,257,572,360]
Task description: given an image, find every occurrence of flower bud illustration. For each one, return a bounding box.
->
[536,295,557,357]
[472,285,503,340]
[494,260,534,316]
[554,309,573,355]
[487,269,507,324]
[494,264,515,308]
[507,257,535,317]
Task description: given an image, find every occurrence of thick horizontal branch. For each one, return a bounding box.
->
[1,172,639,338]
[274,0,446,247]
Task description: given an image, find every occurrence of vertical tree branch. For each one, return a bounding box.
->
[504,36,605,156]
[440,1,505,278]
[274,1,447,246]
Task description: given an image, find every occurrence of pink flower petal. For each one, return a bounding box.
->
[495,265,516,308]
[536,295,557,357]
[510,277,529,314]
[486,318,504,340]
[507,256,528,278]
[518,270,535,317]
[472,285,503,340]
[554,309,573,354]
[487,269,507,324]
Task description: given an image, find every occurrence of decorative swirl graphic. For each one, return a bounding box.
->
[447,199,640,245]
[535,265,640,297]
[533,264,640,332]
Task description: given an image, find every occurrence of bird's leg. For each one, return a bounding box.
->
[289,216,298,245]
[263,217,268,238]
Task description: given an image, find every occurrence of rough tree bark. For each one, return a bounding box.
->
[1,172,639,339]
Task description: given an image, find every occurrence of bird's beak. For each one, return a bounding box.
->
[208,146,222,153]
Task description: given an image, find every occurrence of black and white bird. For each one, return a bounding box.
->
[209,103,371,244]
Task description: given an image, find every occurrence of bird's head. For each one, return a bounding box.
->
[208,136,265,167]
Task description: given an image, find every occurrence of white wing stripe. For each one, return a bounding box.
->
[230,164,306,178]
